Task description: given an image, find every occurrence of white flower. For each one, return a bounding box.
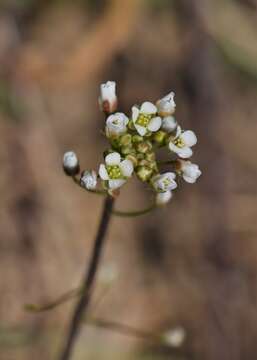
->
[63,151,79,175]
[156,91,176,116]
[163,327,186,347]
[156,190,173,205]
[99,152,133,189]
[80,170,97,190]
[132,102,162,136]
[162,115,177,133]
[178,160,201,183]
[105,112,129,137]
[152,172,177,192]
[169,126,197,158]
[99,81,117,113]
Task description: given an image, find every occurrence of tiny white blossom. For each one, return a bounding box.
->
[63,151,79,175]
[152,172,177,192]
[162,116,177,133]
[99,81,117,113]
[169,126,197,158]
[156,190,173,205]
[156,91,176,116]
[105,112,129,137]
[80,170,97,190]
[163,327,186,347]
[132,102,162,136]
[178,160,201,183]
[99,152,133,189]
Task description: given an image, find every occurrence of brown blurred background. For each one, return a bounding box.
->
[0,0,257,359]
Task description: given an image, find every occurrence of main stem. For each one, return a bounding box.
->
[59,195,114,360]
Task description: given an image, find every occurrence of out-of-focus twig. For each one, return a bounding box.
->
[14,0,142,87]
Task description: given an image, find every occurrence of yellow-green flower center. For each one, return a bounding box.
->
[136,113,151,127]
[112,118,120,125]
[173,137,185,148]
[106,165,122,179]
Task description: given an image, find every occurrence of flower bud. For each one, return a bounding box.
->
[132,135,143,143]
[120,133,132,146]
[136,166,153,182]
[125,154,138,167]
[156,91,176,116]
[128,119,136,130]
[121,145,134,155]
[63,151,80,176]
[145,152,156,162]
[156,190,172,206]
[153,130,167,145]
[162,116,177,133]
[80,170,97,190]
[99,81,117,114]
[136,141,152,154]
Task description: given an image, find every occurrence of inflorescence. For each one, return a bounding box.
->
[63,81,201,206]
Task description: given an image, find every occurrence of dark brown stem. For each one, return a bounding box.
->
[59,195,114,360]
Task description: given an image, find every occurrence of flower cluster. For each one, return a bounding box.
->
[63,81,201,206]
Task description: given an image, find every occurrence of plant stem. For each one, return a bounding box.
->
[25,287,81,312]
[112,203,156,217]
[59,195,114,360]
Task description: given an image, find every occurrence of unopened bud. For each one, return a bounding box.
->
[63,151,80,176]
[121,145,133,155]
[136,141,152,154]
[153,130,167,145]
[145,152,156,162]
[120,134,132,146]
[136,166,152,182]
[126,154,138,167]
[99,81,117,114]
[132,135,143,143]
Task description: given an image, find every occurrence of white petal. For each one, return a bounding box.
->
[156,191,172,205]
[156,92,176,115]
[177,147,193,159]
[105,152,121,166]
[175,125,182,138]
[183,175,197,183]
[81,170,97,189]
[119,159,133,177]
[99,164,109,180]
[168,142,180,154]
[132,106,140,121]
[162,116,177,132]
[147,116,162,132]
[108,179,126,189]
[140,101,157,114]
[181,130,197,147]
[135,124,147,136]
[100,81,116,101]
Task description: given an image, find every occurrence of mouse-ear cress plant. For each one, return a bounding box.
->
[63,81,201,210]
[27,82,201,360]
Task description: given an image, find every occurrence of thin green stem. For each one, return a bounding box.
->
[24,287,82,313]
[86,317,160,342]
[112,203,156,217]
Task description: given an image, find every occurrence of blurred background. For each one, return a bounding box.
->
[0,0,257,359]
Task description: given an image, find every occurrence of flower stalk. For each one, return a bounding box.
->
[59,195,114,360]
